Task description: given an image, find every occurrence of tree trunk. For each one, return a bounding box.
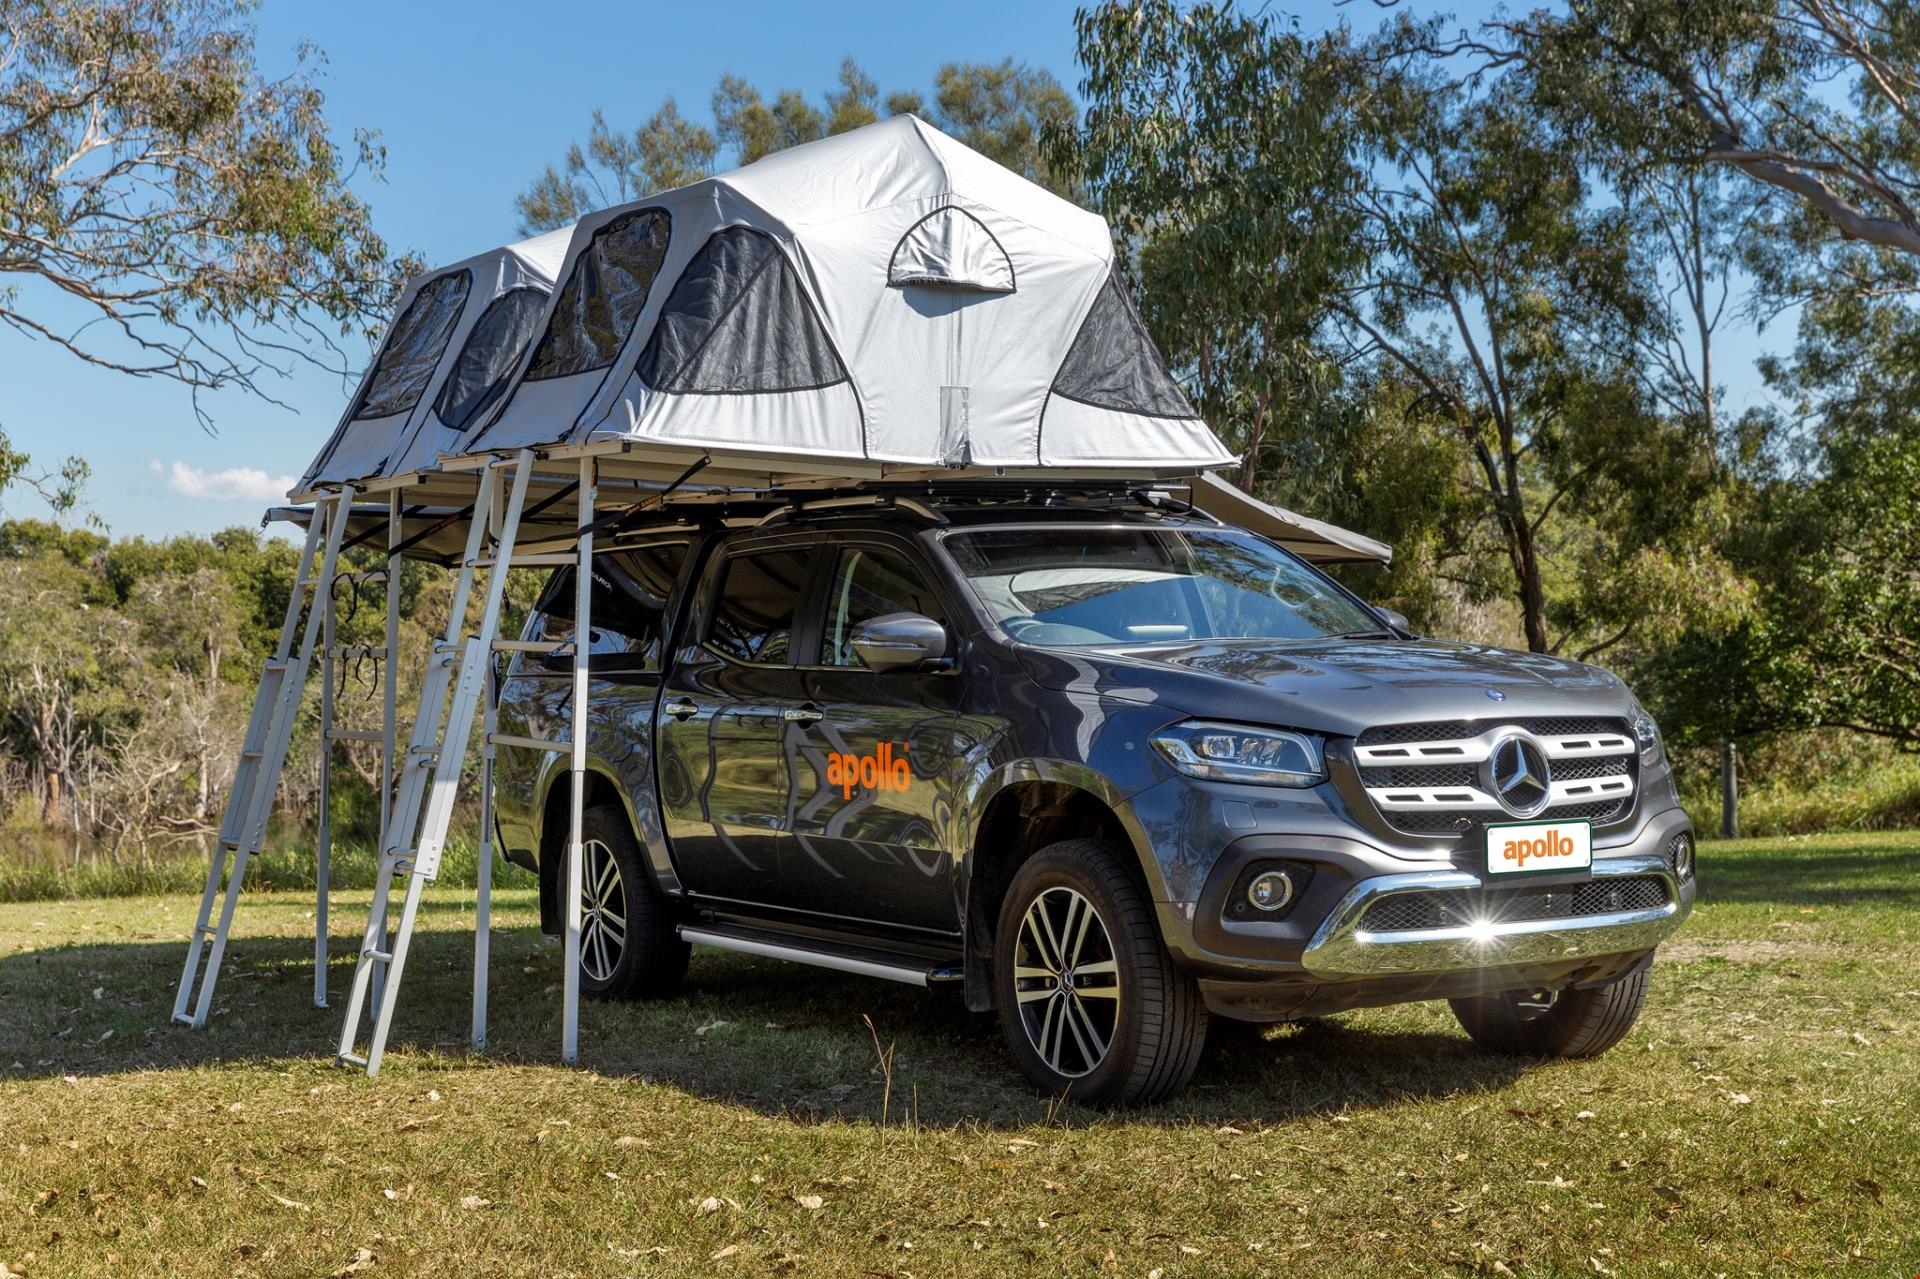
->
[1719,738,1738,839]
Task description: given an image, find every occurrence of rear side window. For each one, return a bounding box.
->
[706,549,812,665]
[819,547,945,667]
[536,540,689,668]
[354,270,471,419]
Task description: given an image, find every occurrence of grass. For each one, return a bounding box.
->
[0,832,1915,1277]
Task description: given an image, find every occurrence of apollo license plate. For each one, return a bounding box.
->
[1485,818,1593,878]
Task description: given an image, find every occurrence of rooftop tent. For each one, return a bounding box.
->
[293,227,571,498]
[455,115,1237,475]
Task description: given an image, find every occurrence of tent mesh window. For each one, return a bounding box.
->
[637,227,847,394]
[353,270,472,420]
[1051,269,1198,419]
[433,287,550,430]
[525,208,671,381]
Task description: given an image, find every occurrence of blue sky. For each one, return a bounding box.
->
[0,0,1790,539]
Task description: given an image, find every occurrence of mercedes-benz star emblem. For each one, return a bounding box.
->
[1486,734,1552,817]
[1484,688,1507,702]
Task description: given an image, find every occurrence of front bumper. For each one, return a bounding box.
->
[1298,852,1687,979]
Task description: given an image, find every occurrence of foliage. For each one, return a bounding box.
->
[0,0,415,427]
[516,57,1075,234]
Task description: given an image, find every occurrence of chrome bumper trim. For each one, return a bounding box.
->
[1300,853,1688,979]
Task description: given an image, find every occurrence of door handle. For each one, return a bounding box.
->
[782,704,823,724]
[663,698,700,720]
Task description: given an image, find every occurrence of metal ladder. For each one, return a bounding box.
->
[335,449,594,1076]
[173,487,353,1029]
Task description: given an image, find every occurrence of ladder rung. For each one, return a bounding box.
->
[196,925,219,937]
[330,645,386,659]
[362,948,393,963]
[241,748,263,760]
[493,639,564,654]
[263,659,291,672]
[337,1052,368,1068]
[433,641,462,655]
[408,745,441,759]
[326,728,384,744]
[489,733,569,753]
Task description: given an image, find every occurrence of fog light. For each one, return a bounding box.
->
[1670,832,1695,879]
[1246,869,1296,913]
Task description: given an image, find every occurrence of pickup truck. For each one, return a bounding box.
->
[492,490,1695,1106]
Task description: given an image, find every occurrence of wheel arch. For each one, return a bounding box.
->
[534,759,635,935]
[957,760,1167,1012]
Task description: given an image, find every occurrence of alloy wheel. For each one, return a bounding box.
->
[580,838,628,982]
[1012,886,1121,1078]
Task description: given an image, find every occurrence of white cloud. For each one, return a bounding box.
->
[154,460,296,503]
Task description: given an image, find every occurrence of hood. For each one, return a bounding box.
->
[1015,637,1632,738]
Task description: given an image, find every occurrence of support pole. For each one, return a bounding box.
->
[473,654,496,1052]
[315,547,335,1009]
[563,456,594,1066]
[1720,738,1739,840]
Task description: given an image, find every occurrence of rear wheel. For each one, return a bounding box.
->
[575,804,689,1000]
[992,838,1207,1106]
[1449,966,1649,1057]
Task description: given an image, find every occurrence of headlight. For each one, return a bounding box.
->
[1630,701,1664,768]
[1151,721,1326,787]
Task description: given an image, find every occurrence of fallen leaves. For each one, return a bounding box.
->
[793,1194,824,1211]
[459,1195,491,1210]
[328,1247,376,1278]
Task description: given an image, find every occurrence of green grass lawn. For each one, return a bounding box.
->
[1,832,1915,1277]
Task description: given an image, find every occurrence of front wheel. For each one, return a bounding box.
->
[575,804,689,1000]
[992,838,1207,1107]
[1449,965,1650,1058]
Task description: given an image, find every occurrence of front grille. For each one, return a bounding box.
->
[1357,716,1624,747]
[1357,875,1672,933]
[1353,715,1638,839]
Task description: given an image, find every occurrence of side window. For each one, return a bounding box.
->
[534,540,689,668]
[706,549,812,665]
[819,547,945,667]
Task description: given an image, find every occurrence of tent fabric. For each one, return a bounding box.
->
[888,206,1015,292]
[352,271,471,420]
[522,209,671,382]
[1189,472,1393,566]
[432,287,549,432]
[1050,270,1198,420]
[454,115,1238,471]
[636,227,847,394]
[294,227,570,496]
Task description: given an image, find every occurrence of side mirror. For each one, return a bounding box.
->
[850,611,949,671]
[1374,606,1410,634]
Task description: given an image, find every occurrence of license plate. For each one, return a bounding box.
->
[1485,819,1592,877]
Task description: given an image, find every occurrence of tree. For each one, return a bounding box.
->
[0,0,414,427]
[1484,1,1920,293]
[514,101,718,234]
[1059,1,1364,489]
[518,58,1078,233]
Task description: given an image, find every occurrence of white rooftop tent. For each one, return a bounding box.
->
[293,227,570,496]
[453,113,1237,477]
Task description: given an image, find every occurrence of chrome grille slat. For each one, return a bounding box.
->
[1354,715,1638,838]
[1356,875,1672,934]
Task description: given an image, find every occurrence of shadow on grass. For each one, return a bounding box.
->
[1696,845,1920,908]
[0,923,1531,1127]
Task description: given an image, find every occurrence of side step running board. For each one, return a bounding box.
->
[678,926,961,988]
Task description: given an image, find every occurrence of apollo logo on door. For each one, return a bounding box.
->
[826,742,914,799]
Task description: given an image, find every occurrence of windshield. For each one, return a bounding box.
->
[944,525,1384,648]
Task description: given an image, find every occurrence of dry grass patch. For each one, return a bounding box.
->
[1,833,1916,1276]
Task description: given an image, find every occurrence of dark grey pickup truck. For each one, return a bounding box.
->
[492,489,1695,1105]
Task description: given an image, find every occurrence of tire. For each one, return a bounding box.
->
[1449,966,1650,1058]
[992,838,1207,1107]
[575,804,689,1000]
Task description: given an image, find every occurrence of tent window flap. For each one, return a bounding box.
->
[637,227,847,394]
[353,271,471,420]
[1051,270,1198,420]
[525,208,671,382]
[434,287,549,430]
[887,206,1015,293]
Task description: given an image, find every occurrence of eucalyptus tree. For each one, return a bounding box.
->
[0,0,412,429]
[1059,0,1366,493]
